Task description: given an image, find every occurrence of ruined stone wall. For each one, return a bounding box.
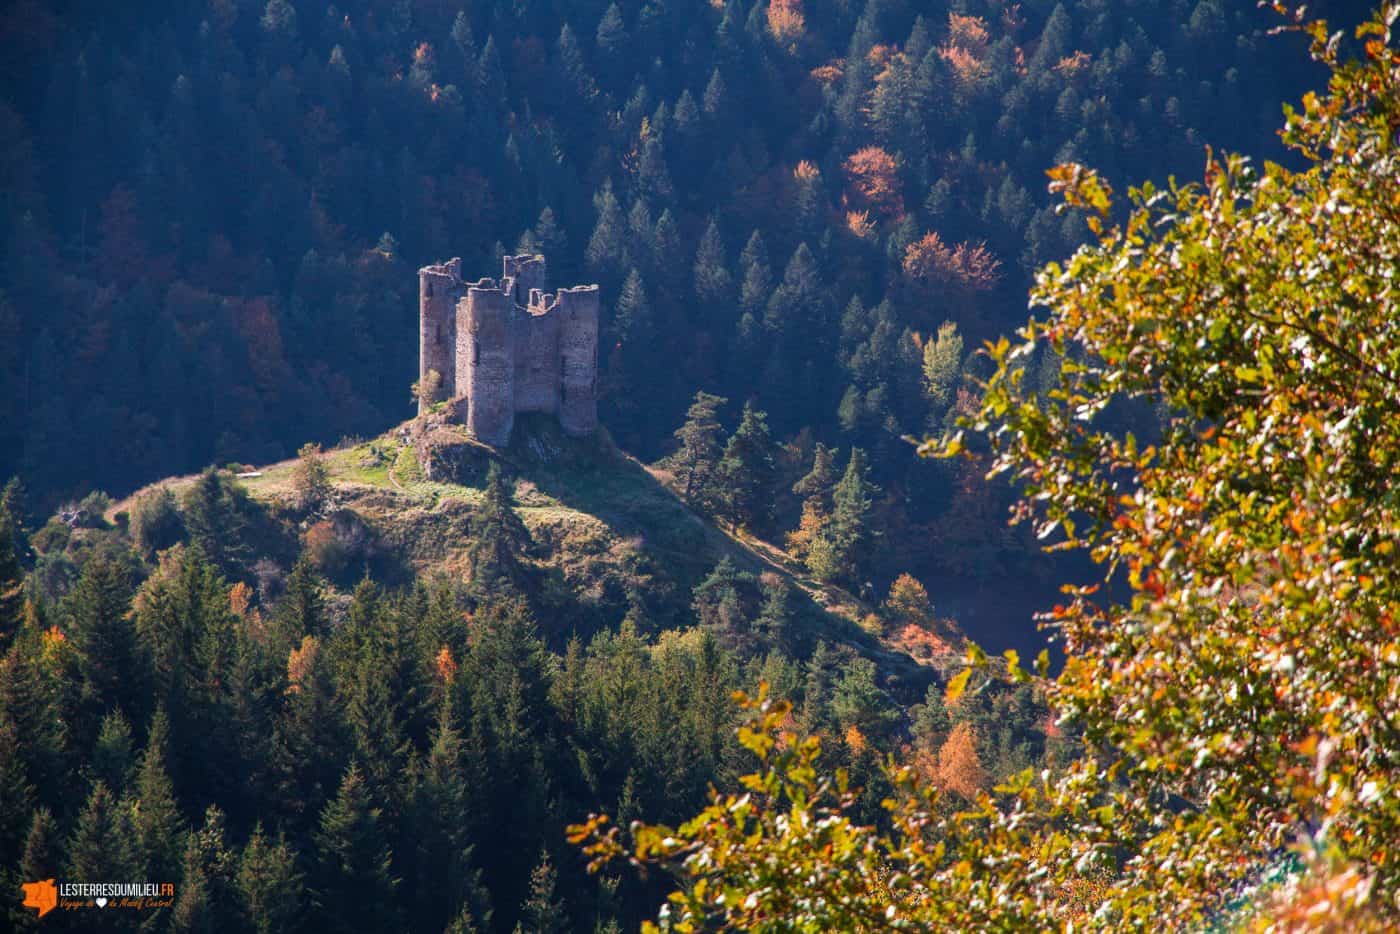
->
[502,254,546,305]
[418,258,464,412]
[418,252,598,445]
[459,281,515,446]
[557,285,600,437]
[514,292,561,414]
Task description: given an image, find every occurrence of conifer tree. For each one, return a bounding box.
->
[702,68,728,121]
[755,578,794,642]
[132,706,184,884]
[92,709,134,791]
[12,807,57,931]
[738,231,772,317]
[237,824,302,934]
[272,635,344,827]
[171,806,237,934]
[714,403,778,531]
[668,391,727,507]
[275,557,325,647]
[532,207,568,268]
[468,463,530,597]
[0,491,23,648]
[519,849,567,934]
[585,183,625,286]
[0,715,35,878]
[313,765,401,934]
[410,702,491,933]
[181,469,254,574]
[692,557,750,633]
[67,782,136,884]
[67,556,141,729]
[693,218,734,308]
[807,448,879,585]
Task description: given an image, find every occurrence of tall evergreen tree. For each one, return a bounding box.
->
[808,448,879,586]
[738,230,772,317]
[66,557,141,730]
[171,806,237,934]
[132,706,184,884]
[667,391,728,507]
[468,463,531,598]
[313,765,402,934]
[519,849,567,934]
[237,825,303,934]
[585,183,625,287]
[67,782,136,884]
[0,487,23,648]
[694,218,734,308]
[714,403,778,531]
[12,807,57,932]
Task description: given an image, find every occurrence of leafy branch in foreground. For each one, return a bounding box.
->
[575,5,1400,929]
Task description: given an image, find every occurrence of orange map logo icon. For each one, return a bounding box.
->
[22,878,58,919]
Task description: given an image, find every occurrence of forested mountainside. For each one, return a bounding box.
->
[0,416,1056,931]
[0,0,1371,636]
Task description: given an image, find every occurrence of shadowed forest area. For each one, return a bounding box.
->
[1,1,1391,931]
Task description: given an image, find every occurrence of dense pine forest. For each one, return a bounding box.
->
[0,0,1360,620]
[3,0,1394,931]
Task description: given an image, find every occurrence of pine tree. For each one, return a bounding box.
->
[714,403,778,531]
[92,710,134,791]
[738,230,772,317]
[808,448,879,585]
[755,578,794,642]
[0,716,36,880]
[519,849,567,934]
[935,721,989,799]
[409,702,491,933]
[66,556,141,730]
[556,25,597,109]
[637,137,674,204]
[613,269,653,347]
[181,469,254,574]
[533,207,568,266]
[595,4,628,86]
[585,183,625,284]
[668,391,728,507]
[133,707,185,883]
[237,825,302,934]
[272,635,344,827]
[792,443,837,505]
[67,782,136,883]
[692,557,751,632]
[313,765,401,934]
[693,218,734,308]
[275,557,325,647]
[12,807,57,932]
[0,489,24,648]
[171,806,237,933]
[702,68,729,122]
[468,463,531,597]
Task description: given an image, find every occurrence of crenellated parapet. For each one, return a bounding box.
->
[417,254,599,445]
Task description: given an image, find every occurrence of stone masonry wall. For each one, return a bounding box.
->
[418,253,598,445]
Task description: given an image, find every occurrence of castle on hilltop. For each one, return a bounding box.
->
[418,254,599,446]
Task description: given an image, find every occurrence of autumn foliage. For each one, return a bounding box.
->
[902,232,1001,292]
[841,146,903,217]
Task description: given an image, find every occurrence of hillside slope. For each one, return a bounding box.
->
[106,414,946,695]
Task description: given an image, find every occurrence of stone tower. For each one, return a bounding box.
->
[416,253,599,446]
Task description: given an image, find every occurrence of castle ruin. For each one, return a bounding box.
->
[418,254,599,446]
